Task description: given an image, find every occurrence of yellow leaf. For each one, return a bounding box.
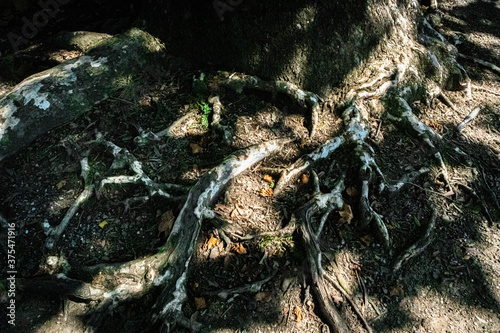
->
[194,297,206,310]
[190,143,203,154]
[255,291,273,302]
[339,203,353,224]
[158,210,175,236]
[360,234,373,246]
[346,186,358,197]
[232,243,247,254]
[294,305,303,322]
[260,187,274,197]
[56,180,67,189]
[99,220,108,229]
[205,235,218,249]
[263,174,274,183]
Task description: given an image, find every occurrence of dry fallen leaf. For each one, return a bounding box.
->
[346,186,358,197]
[190,143,203,154]
[198,135,211,148]
[298,173,309,184]
[56,180,67,189]
[339,203,354,224]
[294,305,303,322]
[158,210,175,236]
[232,243,247,254]
[263,174,274,183]
[205,235,218,250]
[360,234,373,246]
[194,297,206,310]
[389,284,404,297]
[260,187,274,197]
[255,291,273,302]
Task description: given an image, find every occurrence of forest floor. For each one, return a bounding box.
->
[0,0,499,332]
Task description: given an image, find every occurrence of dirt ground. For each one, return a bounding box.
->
[0,0,499,332]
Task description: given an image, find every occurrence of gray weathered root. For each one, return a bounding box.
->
[218,71,322,137]
[0,28,165,162]
[25,138,288,331]
[42,133,190,249]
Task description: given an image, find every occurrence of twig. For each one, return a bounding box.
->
[438,91,457,111]
[479,165,500,210]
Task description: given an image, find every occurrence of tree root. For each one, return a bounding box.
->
[324,274,374,333]
[273,136,344,196]
[208,95,233,145]
[218,71,322,137]
[36,138,289,331]
[457,105,481,133]
[458,53,500,76]
[290,173,349,332]
[471,84,500,97]
[385,95,441,149]
[392,210,437,273]
[204,271,277,299]
[95,134,190,199]
[43,157,95,249]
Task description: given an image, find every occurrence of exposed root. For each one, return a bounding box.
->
[388,167,430,193]
[345,105,389,246]
[385,95,441,149]
[324,273,374,333]
[273,136,344,196]
[218,71,322,137]
[392,210,437,273]
[384,92,455,195]
[471,84,500,97]
[39,138,289,331]
[43,157,95,249]
[293,175,348,332]
[458,53,500,76]
[95,134,190,200]
[297,214,349,332]
[204,271,276,299]
[457,105,482,133]
[209,95,232,144]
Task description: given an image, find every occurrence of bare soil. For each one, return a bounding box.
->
[1,0,499,332]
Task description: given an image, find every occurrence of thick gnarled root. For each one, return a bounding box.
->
[34,138,289,331]
[218,71,322,137]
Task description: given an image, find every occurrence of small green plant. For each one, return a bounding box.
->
[197,99,212,128]
[259,235,294,256]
